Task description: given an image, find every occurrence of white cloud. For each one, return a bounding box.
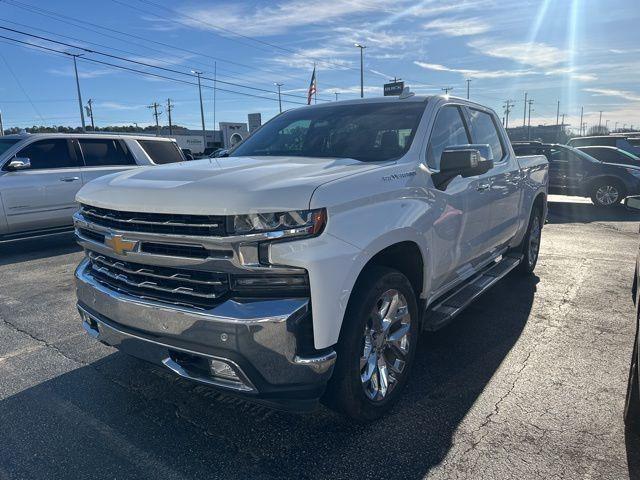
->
[97,102,146,111]
[271,46,354,70]
[423,18,491,37]
[584,88,640,103]
[47,67,112,79]
[469,40,568,68]
[178,0,392,37]
[413,60,535,79]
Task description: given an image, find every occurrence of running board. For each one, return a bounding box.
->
[422,253,523,331]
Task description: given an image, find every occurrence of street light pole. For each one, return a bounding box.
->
[354,43,366,98]
[70,54,86,132]
[192,70,207,153]
[466,79,471,100]
[274,83,283,113]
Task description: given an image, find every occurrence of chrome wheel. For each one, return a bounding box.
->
[360,289,411,402]
[595,185,619,206]
[528,214,541,266]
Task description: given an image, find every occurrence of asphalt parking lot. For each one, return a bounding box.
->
[1,196,640,480]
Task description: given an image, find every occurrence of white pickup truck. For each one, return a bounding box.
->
[73,95,548,420]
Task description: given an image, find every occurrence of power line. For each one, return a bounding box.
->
[0,26,332,103]
[0,34,312,106]
[0,0,338,89]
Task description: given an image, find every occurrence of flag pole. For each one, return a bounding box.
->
[314,62,317,104]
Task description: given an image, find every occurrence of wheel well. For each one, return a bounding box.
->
[364,242,424,297]
[533,192,546,216]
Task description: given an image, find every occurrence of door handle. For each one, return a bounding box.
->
[60,176,80,182]
[477,184,491,192]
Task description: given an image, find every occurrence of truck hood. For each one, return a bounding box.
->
[77,156,383,215]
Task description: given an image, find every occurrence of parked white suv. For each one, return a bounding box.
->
[73,96,548,420]
[0,133,186,242]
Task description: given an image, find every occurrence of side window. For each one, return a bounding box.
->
[589,148,619,164]
[138,140,185,164]
[468,109,505,161]
[16,139,79,169]
[79,139,136,166]
[426,106,470,170]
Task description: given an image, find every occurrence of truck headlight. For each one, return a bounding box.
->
[228,208,327,238]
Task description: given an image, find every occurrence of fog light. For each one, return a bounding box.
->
[210,359,240,380]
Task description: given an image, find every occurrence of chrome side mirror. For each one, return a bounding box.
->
[6,157,31,171]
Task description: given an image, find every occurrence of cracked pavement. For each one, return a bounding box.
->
[1,195,640,479]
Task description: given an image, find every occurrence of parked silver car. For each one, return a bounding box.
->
[0,133,186,242]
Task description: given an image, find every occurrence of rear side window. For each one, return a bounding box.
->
[16,139,79,169]
[138,140,184,164]
[427,106,470,170]
[468,109,505,161]
[79,139,135,166]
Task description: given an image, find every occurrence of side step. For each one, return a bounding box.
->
[422,253,523,331]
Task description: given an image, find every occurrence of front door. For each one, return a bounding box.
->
[3,138,83,234]
[424,104,491,293]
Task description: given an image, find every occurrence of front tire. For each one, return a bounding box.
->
[323,266,419,421]
[591,180,624,207]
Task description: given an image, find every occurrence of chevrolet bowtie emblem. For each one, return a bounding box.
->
[104,233,138,255]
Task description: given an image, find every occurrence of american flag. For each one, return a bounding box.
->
[307,66,316,105]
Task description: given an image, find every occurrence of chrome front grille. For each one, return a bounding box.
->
[87,251,229,309]
[79,204,226,236]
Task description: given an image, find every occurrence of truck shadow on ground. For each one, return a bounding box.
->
[0,274,537,479]
[547,200,640,225]
[0,233,81,267]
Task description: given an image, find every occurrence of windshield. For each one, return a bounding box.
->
[230,101,427,162]
[0,138,19,156]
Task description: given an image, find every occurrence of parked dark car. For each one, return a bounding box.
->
[513,141,640,207]
[625,195,640,433]
[576,146,640,168]
[568,135,640,156]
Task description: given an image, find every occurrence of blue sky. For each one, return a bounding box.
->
[0,0,639,133]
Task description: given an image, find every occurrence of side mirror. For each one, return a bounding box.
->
[6,157,31,171]
[625,196,640,211]
[432,144,494,190]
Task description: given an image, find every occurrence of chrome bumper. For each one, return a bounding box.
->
[75,258,336,399]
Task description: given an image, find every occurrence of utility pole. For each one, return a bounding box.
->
[70,53,86,132]
[442,86,454,95]
[354,43,366,98]
[523,92,528,127]
[615,121,619,132]
[274,83,283,113]
[147,102,162,136]
[503,100,514,129]
[527,99,534,140]
[334,91,339,101]
[85,99,95,130]
[579,106,584,136]
[598,110,603,129]
[466,79,471,100]
[213,61,217,134]
[191,70,207,153]
[556,100,560,125]
[0,109,4,136]
[166,98,173,136]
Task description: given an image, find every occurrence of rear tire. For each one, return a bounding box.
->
[591,180,624,207]
[625,336,640,434]
[516,205,543,275]
[322,266,419,421]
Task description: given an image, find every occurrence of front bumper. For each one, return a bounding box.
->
[75,259,336,410]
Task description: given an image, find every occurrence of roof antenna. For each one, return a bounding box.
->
[399,86,414,99]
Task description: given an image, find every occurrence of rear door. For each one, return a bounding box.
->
[2,138,82,233]
[78,138,138,185]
